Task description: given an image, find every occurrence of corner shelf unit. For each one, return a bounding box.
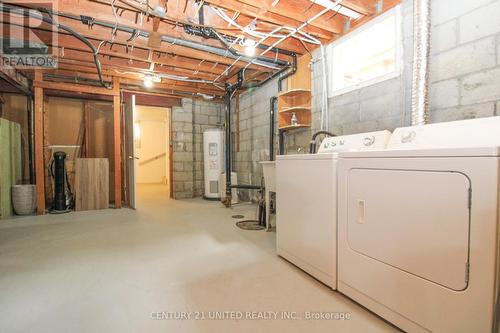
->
[277,54,312,131]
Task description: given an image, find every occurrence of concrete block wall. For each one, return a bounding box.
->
[245,0,500,154]
[317,0,500,135]
[172,98,223,199]
[233,80,279,201]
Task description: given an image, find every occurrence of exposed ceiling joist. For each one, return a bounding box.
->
[0,0,401,97]
[0,66,31,94]
[233,0,345,33]
[202,0,335,39]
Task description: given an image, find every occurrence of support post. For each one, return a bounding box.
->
[34,70,45,214]
[113,77,122,208]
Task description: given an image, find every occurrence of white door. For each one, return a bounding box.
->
[346,169,471,291]
[124,94,137,209]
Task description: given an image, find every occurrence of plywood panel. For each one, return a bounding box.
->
[75,158,109,211]
[86,101,115,202]
[0,118,22,218]
[1,93,29,182]
[47,97,84,145]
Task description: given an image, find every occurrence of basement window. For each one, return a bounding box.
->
[328,5,402,96]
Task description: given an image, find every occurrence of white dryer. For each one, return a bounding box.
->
[337,116,500,333]
[276,130,391,289]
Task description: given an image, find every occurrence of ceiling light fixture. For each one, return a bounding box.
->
[143,75,154,88]
[244,38,256,57]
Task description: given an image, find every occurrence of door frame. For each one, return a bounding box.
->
[123,102,173,203]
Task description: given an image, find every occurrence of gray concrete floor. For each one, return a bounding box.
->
[0,184,399,333]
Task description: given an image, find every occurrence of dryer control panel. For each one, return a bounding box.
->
[317,130,392,154]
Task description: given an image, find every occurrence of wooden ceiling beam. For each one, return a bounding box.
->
[33,79,118,96]
[0,66,31,94]
[1,23,225,80]
[1,15,270,71]
[233,0,345,34]
[201,0,334,40]
[54,59,219,83]
[119,78,225,96]
[347,0,401,33]
[99,0,308,53]
[50,0,305,55]
[29,69,225,96]
[36,69,224,95]
[342,0,377,16]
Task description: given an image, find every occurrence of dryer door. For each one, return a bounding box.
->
[347,169,470,291]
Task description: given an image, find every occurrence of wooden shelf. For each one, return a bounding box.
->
[279,124,311,131]
[277,53,312,131]
[278,88,311,98]
[279,106,311,114]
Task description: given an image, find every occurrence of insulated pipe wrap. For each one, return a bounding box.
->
[411,0,432,126]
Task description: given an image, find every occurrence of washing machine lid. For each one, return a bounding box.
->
[276,153,338,160]
[317,130,392,154]
[388,116,500,150]
[339,146,500,158]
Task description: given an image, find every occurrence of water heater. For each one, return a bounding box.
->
[203,128,224,199]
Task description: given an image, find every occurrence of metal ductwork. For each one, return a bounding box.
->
[411,0,432,126]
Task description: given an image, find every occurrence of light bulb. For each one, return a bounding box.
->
[244,38,256,57]
[143,75,153,88]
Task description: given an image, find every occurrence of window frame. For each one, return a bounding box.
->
[328,5,403,97]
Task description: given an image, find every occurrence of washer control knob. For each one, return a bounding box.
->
[363,136,375,146]
[401,131,416,143]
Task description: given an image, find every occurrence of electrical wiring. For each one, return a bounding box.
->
[117,0,240,32]
[112,68,227,91]
[211,6,320,45]
[95,0,120,56]
[0,3,109,88]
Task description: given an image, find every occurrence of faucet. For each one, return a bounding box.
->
[309,131,337,154]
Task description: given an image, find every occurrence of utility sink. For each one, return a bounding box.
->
[260,161,276,231]
[260,161,276,192]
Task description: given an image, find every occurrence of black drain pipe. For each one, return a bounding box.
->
[222,72,243,207]
[224,88,233,206]
[309,131,337,154]
[278,130,286,155]
[270,97,277,161]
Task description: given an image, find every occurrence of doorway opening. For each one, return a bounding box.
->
[135,105,171,203]
[123,94,172,209]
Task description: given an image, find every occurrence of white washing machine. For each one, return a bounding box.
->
[337,116,500,333]
[276,130,391,289]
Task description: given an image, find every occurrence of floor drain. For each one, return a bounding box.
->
[232,214,244,219]
[236,220,265,231]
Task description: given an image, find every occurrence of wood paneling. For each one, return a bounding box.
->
[75,158,109,211]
